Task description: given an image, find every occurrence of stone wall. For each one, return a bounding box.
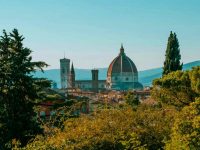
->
[75,80,106,91]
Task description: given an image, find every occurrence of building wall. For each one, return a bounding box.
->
[75,81,92,89]
[98,81,105,89]
[75,80,106,91]
[106,72,142,90]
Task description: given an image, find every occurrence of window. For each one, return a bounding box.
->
[126,77,129,81]
[115,77,118,81]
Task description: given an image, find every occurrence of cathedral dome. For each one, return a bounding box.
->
[106,44,143,90]
[107,45,138,76]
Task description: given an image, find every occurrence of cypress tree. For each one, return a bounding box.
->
[0,29,51,149]
[163,31,182,75]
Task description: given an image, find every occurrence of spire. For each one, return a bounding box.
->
[120,43,124,54]
[71,62,75,74]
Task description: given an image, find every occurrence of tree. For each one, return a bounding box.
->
[132,104,177,150]
[22,108,146,150]
[165,98,200,149]
[21,103,178,150]
[124,91,140,109]
[0,29,50,149]
[163,31,182,76]
[152,67,200,109]
[189,66,200,95]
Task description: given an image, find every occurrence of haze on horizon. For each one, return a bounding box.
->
[0,0,199,70]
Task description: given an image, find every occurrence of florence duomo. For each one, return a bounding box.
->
[60,44,143,92]
[1,0,200,149]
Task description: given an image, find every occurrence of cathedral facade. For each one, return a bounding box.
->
[60,45,143,91]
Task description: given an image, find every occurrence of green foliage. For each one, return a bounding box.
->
[133,104,177,150]
[0,29,50,149]
[120,132,145,150]
[18,103,178,150]
[152,67,200,108]
[125,91,140,109]
[189,67,200,94]
[39,98,89,130]
[22,108,147,150]
[163,31,182,75]
[165,98,200,149]
[44,101,77,130]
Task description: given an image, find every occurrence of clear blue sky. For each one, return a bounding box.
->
[0,0,199,70]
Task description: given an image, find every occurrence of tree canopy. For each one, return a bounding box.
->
[163,31,182,76]
[21,105,177,150]
[125,91,140,110]
[166,98,200,149]
[152,67,200,108]
[0,29,51,149]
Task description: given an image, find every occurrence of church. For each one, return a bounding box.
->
[60,45,143,91]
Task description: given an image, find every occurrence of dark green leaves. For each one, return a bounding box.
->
[0,29,50,149]
[163,31,183,76]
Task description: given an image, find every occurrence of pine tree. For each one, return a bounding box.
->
[0,29,51,149]
[163,31,182,75]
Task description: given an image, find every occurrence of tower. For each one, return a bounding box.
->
[91,69,99,92]
[60,58,70,89]
[69,63,75,88]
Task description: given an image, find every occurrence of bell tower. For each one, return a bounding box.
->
[60,58,70,89]
[91,69,99,92]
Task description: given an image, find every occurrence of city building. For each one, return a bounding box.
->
[106,44,143,90]
[60,58,70,89]
[61,44,143,91]
[70,68,106,92]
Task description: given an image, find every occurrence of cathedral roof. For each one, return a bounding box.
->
[107,44,138,76]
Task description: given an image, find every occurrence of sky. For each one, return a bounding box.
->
[0,0,199,70]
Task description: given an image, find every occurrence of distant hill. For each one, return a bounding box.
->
[33,68,107,88]
[33,60,200,88]
[138,60,200,86]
